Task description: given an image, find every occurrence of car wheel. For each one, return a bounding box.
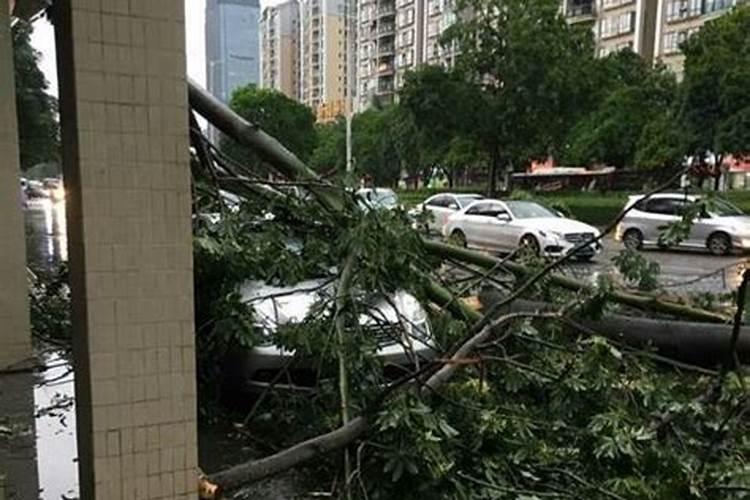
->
[623,229,643,251]
[707,232,731,256]
[450,229,467,248]
[576,254,594,263]
[518,234,540,258]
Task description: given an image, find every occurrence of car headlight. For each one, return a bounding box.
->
[539,230,563,240]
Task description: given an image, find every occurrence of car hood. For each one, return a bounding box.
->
[239,278,427,332]
[516,217,598,235]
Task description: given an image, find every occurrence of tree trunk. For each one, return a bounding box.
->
[479,291,750,366]
[423,240,730,324]
[488,147,499,197]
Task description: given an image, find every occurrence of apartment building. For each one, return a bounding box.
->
[260,0,301,99]
[357,0,461,109]
[563,0,658,60]
[423,0,459,67]
[299,0,354,120]
[655,0,737,77]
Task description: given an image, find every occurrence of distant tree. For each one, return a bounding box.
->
[351,107,402,186]
[400,65,481,187]
[12,21,59,171]
[634,112,684,170]
[222,86,316,175]
[444,0,596,193]
[679,6,750,157]
[310,119,346,175]
[564,62,678,168]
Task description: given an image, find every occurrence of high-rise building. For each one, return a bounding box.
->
[299,0,354,120]
[357,0,401,108]
[654,0,738,77]
[562,0,658,60]
[260,0,301,99]
[422,0,459,67]
[356,0,462,110]
[205,0,262,104]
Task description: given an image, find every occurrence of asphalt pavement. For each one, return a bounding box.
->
[563,237,748,294]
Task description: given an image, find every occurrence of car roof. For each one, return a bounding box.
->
[426,192,482,199]
[630,192,700,200]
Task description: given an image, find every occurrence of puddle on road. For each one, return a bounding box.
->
[34,351,78,500]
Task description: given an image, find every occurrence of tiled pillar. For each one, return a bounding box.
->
[0,7,38,500]
[0,0,31,372]
[54,1,197,498]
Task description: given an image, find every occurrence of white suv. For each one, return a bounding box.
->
[615,193,750,255]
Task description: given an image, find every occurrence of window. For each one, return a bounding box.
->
[400,28,414,46]
[705,0,732,13]
[640,198,681,215]
[466,202,508,217]
[666,0,702,21]
[426,195,449,207]
[662,28,697,54]
[600,11,635,38]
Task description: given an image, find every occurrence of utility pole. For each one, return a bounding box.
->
[345,0,355,183]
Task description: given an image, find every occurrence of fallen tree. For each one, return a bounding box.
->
[187,79,750,499]
[479,291,750,366]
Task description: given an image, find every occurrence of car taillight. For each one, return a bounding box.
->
[614,224,622,241]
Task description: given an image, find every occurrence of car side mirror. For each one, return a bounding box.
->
[448,203,459,210]
[496,213,510,222]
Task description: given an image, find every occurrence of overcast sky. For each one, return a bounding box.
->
[29,0,278,97]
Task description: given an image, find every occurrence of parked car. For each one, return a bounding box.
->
[410,193,484,233]
[356,187,400,211]
[615,193,750,255]
[443,199,601,261]
[235,278,436,392]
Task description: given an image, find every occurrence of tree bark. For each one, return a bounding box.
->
[479,291,750,366]
[423,239,731,324]
[488,146,499,197]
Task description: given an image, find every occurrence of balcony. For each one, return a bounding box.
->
[566,1,595,20]
[377,5,396,17]
[377,62,395,75]
[378,43,395,55]
[378,23,396,36]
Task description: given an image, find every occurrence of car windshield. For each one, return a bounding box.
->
[456,195,483,208]
[710,199,744,217]
[358,189,398,208]
[505,201,558,219]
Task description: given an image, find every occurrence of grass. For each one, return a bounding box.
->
[397,188,750,227]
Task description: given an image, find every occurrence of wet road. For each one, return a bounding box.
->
[7,201,746,499]
[564,237,748,294]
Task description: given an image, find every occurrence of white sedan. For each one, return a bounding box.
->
[411,193,484,233]
[443,199,601,261]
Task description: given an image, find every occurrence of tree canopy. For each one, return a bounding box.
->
[12,20,59,171]
[222,86,317,174]
[679,6,750,156]
[563,52,678,168]
[443,0,596,191]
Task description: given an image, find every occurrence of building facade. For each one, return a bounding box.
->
[299,0,353,120]
[206,0,262,104]
[260,0,301,99]
[654,0,737,77]
[562,0,658,60]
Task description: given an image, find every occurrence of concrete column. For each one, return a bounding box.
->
[0,7,38,500]
[54,1,197,498]
[0,0,31,372]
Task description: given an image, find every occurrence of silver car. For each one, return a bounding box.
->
[411,193,484,233]
[443,199,601,261]
[356,187,400,211]
[236,278,436,392]
[616,193,750,255]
